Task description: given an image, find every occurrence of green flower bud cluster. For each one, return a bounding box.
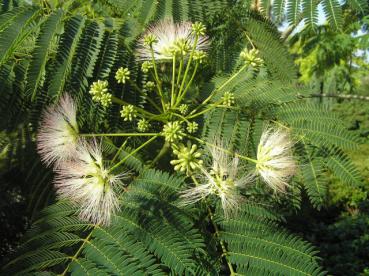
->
[173,38,191,56]
[89,80,112,107]
[221,91,235,107]
[179,104,189,115]
[115,67,130,84]
[162,121,184,143]
[192,22,206,36]
[120,105,137,121]
[193,50,207,63]
[137,118,149,132]
[170,143,203,174]
[186,121,198,133]
[144,81,156,91]
[240,48,263,68]
[141,61,153,73]
[143,34,157,46]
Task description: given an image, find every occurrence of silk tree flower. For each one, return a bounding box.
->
[37,94,79,167]
[137,20,209,61]
[180,142,250,218]
[255,127,297,192]
[54,141,123,226]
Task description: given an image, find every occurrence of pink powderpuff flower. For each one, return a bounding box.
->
[37,94,79,167]
[54,140,125,226]
[137,20,209,61]
[180,140,251,218]
[255,127,297,192]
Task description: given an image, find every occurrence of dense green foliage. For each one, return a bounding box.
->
[0,0,368,275]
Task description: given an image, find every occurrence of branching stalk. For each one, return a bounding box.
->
[175,62,199,106]
[178,35,199,96]
[187,135,257,164]
[190,176,236,275]
[171,55,176,107]
[109,135,158,173]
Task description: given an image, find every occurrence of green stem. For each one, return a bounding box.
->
[128,79,162,112]
[151,141,170,165]
[175,62,199,106]
[186,99,223,119]
[171,55,176,107]
[170,112,191,124]
[190,176,236,275]
[176,55,184,86]
[112,96,166,122]
[111,139,129,164]
[192,64,248,114]
[80,133,159,137]
[178,35,199,97]
[187,135,257,164]
[109,135,158,173]
[150,47,166,110]
[111,96,157,117]
[59,228,95,276]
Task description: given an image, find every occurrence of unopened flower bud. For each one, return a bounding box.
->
[170,143,203,174]
[221,91,235,107]
[115,67,130,84]
[137,119,150,132]
[143,34,157,46]
[240,48,263,67]
[141,61,153,73]
[186,121,198,133]
[162,121,184,143]
[120,105,137,121]
[192,22,206,36]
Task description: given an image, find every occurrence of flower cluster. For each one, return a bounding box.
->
[170,143,203,174]
[54,141,122,225]
[37,20,298,225]
[120,105,137,121]
[180,141,248,217]
[137,118,150,132]
[37,94,79,167]
[89,80,111,107]
[141,61,153,73]
[179,104,189,115]
[186,121,198,133]
[137,20,209,61]
[162,121,184,143]
[179,127,297,217]
[115,67,130,84]
[255,127,296,191]
[221,91,235,107]
[144,81,156,91]
[240,48,264,68]
[37,94,123,225]
[193,50,207,63]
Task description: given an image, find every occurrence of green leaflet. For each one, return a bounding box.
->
[1,169,206,275]
[216,204,324,275]
[26,10,64,101]
[287,0,301,25]
[322,0,343,30]
[48,16,86,99]
[0,7,39,65]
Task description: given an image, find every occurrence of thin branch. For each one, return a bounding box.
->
[310,93,369,101]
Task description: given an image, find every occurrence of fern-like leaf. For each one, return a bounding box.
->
[26,10,64,101]
[216,204,324,275]
[321,0,343,30]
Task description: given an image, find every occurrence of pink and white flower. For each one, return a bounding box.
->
[180,141,250,218]
[54,141,123,225]
[255,127,297,191]
[37,94,79,167]
[137,20,209,61]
